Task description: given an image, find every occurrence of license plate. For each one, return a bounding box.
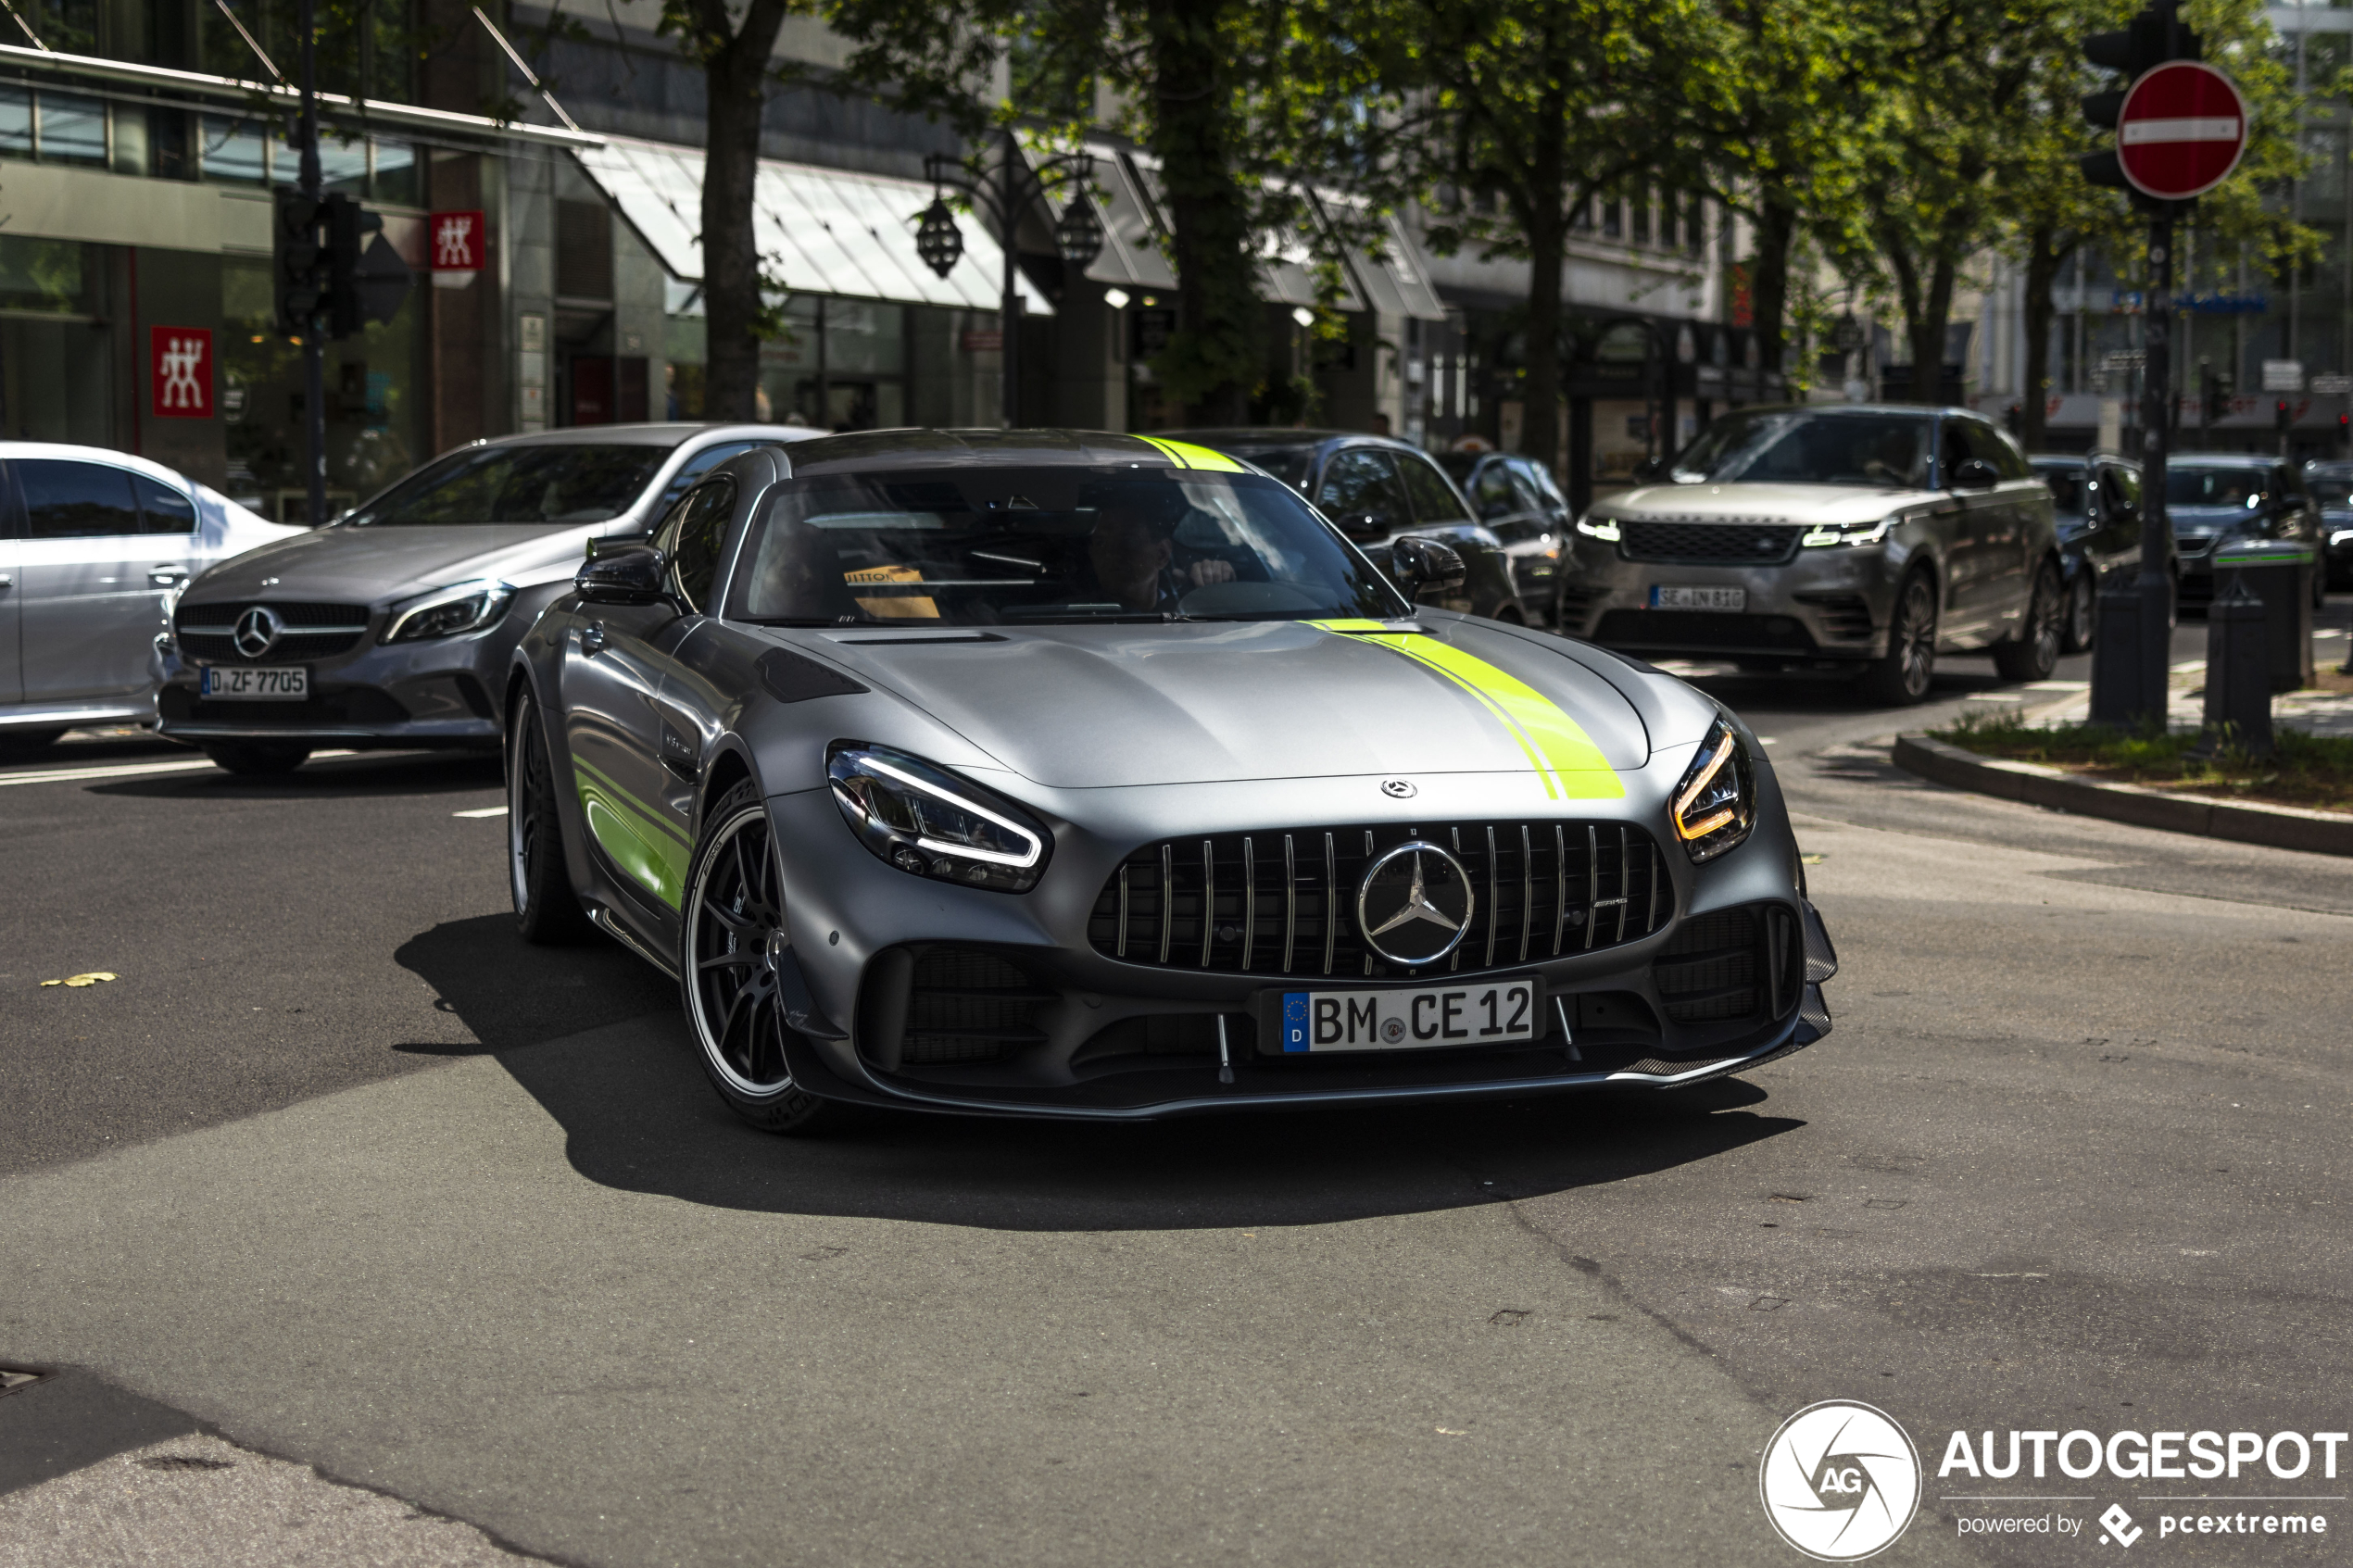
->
[1276,980,1541,1053]
[199,666,308,700]
[1651,584,1746,611]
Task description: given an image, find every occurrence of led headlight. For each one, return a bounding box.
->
[1670,719,1755,862]
[1800,515,1898,547]
[1574,513,1621,542]
[385,578,515,642]
[828,743,1051,893]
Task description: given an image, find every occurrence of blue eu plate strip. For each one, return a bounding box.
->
[1282,992,1309,1053]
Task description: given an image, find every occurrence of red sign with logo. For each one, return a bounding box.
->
[150,326,212,419]
[430,209,485,271]
[2118,61,2248,202]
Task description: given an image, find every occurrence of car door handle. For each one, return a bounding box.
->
[0,573,11,588]
[581,622,606,656]
[149,566,188,586]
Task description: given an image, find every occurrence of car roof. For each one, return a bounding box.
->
[2030,451,2138,468]
[2168,453,2279,469]
[1717,402,1985,420]
[0,440,214,489]
[460,422,825,451]
[774,427,1236,478]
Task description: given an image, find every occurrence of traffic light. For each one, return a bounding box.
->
[2275,398,2293,434]
[2203,365,2233,424]
[275,192,412,341]
[271,190,322,335]
[2082,1,2203,192]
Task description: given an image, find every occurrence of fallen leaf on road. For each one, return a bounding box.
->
[39,972,117,988]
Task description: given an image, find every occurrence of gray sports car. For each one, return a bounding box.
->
[506,429,1836,1129]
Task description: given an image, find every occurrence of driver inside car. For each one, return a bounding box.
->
[1086,500,1238,611]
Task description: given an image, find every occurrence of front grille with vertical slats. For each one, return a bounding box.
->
[1087,821,1669,979]
[1620,521,1806,565]
[174,601,371,660]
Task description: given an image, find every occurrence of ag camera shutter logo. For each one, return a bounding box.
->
[1760,1400,1922,1561]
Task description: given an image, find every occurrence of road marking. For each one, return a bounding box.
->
[452,806,509,819]
[0,750,356,787]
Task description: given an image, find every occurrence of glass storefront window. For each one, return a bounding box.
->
[755,295,906,432]
[39,93,107,166]
[0,88,30,157]
[200,114,266,184]
[372,139,418,206]
[0,236,111,445]
[270,126,368,194]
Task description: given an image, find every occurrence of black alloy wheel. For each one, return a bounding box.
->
[682,780,835,1135]
[203,740,311,775]
[1858,572,1939,706]
[1994,559,2064,683]
[2061,569,2097,655]
[509,689,593,944]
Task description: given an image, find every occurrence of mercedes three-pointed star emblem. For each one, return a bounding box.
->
[1355,841,1475,966]
[232,605,283,659]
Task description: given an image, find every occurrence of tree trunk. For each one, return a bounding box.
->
[1517,78,1568,471]
[2020,225,2068,452]
[1908,251,1958,407]
[699,0,791,422]
[1747,187,1798,380]
[1147,0,1258,424]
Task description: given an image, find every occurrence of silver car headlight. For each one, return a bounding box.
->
[1574,513,1621,541]
[828,743,1051,893]
[384,578,515,642]
[1671,719,1755,862]
[1800,515,1899,547]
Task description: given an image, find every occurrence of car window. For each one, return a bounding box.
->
[732,467,1410,626]
[666,478,737,613]
[1397,452,1471,524]
[1467,461,1518,519]
[2166,467,2266,508]
[19,459,139,538]
[132,473,198,535]
[340,443,673,527]
[2311,475,2353,508]
[2097,465,2142,521]
[1511,458,1566,509]
[1315,448,1412,534]
[654,441,765,516]
[2036,465,2088,514]
[1959,420,2030,481]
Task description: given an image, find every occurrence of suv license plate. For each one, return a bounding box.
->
[200,666,308,700]
[1277,981,1540,1053]
[1652,585,1746,611]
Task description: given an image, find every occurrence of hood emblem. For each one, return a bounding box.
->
[1380,778,1416,798]
[1356,842,1474,967]
[232,605,283,659]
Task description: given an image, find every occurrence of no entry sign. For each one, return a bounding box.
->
[2118,60,2247,200]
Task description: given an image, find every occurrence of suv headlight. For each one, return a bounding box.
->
[828,743,1051,892]
[1800,516,1899,547]
[1670,719,1755,862]
[1574,513,1621,541]
[384,578,515,642]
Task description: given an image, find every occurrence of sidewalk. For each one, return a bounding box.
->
[1953,624,2353,738]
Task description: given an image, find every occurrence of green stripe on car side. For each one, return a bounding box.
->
[1308,621,1625,801]
[572,753,692,908]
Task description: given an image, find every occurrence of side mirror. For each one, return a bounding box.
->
[575,544,669,606]
[1391,534,1466,595]
[1950,458,1999,490]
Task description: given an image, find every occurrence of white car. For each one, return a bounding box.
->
[0,443,303,746]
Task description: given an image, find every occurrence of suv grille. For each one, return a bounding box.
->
[1653,903,1801,1024]
[1088,820,1669,979]
[175,601,371,660]
[1621,521,1805,565]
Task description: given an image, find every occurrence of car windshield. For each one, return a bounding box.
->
[2166,468,2266,509]
[730,467,1410,626]
[339,444,673,526]
[2036,466,2088,513]
[1669,410,1933,487]
[1219,445,1314,488]
[2310,477,2353,508]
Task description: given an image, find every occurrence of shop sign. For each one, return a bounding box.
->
[431,210,485,272]
[150,327,212,420]
[960,328,1003,352]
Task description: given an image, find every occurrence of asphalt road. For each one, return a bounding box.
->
[2,608,2347,1567]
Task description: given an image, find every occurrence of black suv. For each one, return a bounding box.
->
[2165,455,2326,608]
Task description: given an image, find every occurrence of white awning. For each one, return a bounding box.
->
[575,134,1051,316]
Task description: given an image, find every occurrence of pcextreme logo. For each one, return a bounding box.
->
[1760,1400,1924,1562]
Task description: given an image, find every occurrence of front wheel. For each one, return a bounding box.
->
[509,688,593,944]
[203,741,309,775]
[681,781,837,1135]
[1857,573,1939,706]
[1993,559,2064,683]
[2060,569,2097,655]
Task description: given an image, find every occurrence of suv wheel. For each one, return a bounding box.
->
[1994,560,2064,683]
[1858,573,1939,706]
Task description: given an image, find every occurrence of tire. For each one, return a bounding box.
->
[1857,572,1939,706]
[2060,569,2097,655]
[509,689,594,945]
[1993,559,2064,683]
[203,741,310,775]
[681,780,837,1135]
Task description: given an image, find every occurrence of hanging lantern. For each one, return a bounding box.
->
[1053,194,1104,271]
[915,197,964,279]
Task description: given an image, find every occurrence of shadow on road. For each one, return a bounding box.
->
[90,750,503,800]
[396,913,1805,1230]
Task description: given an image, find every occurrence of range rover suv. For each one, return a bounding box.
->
[1558,404,2063,704]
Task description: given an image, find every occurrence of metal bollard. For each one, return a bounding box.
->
[2089,583,2155,726]
[2201,570,2272,759]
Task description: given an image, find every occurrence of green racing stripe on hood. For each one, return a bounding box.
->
[1308,621,1626,800]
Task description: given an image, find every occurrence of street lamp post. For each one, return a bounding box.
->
[914,128,1104,428]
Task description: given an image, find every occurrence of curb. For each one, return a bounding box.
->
[1891,733,2353,858]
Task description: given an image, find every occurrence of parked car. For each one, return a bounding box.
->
[2027,451,2176,653]
[1435,449,1573,626]
[2297,458,2353,590]
[0,443,302,748]
[1562,404,2064,704]
[1159,429,1529,623]
[157,424,820,775]
[505,429,1836,1131]
[2164,454,2326,608]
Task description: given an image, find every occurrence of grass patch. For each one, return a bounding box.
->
[1930,715,2353,815]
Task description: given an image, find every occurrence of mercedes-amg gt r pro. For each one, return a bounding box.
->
[505,430,1837,1131]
